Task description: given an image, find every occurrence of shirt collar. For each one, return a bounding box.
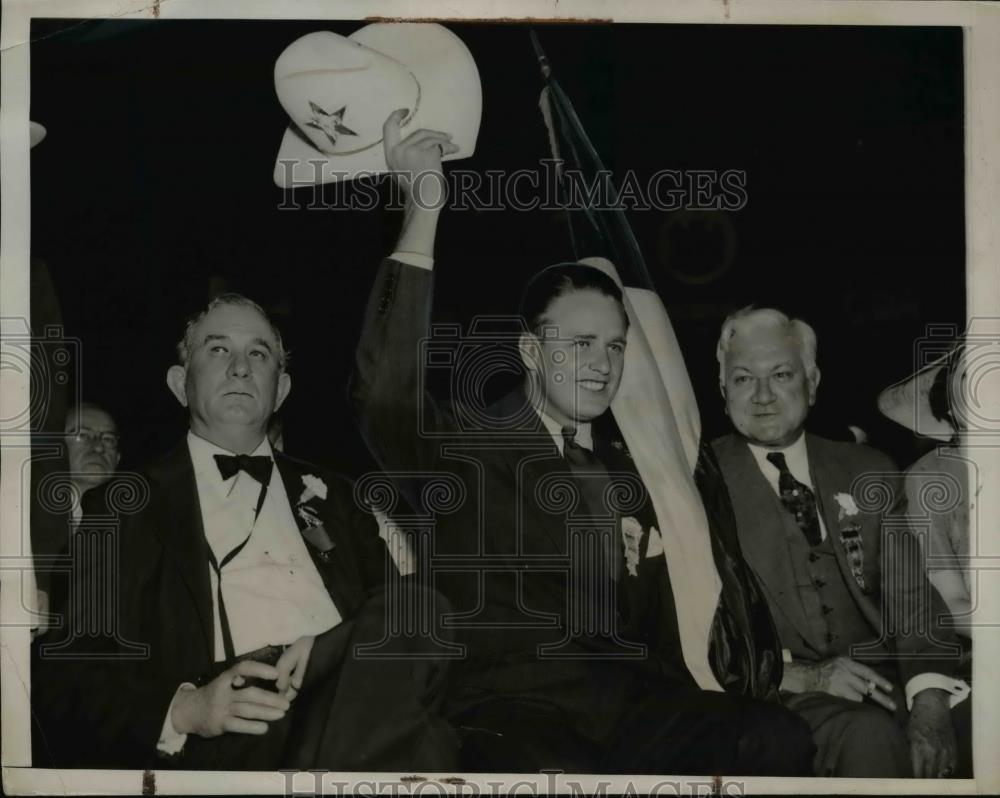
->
[746,431,811,484]
[535,407,594,455]
[187,430,273,498]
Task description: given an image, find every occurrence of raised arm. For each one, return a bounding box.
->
[349,111,459,483]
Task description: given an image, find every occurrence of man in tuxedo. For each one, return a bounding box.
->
[350,111,815,775]
[711,306,971,777]
[33,294,457,771]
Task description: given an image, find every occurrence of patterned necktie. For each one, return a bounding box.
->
[562,426,620,582]
[766,451,822,547]
[210,453,274,659]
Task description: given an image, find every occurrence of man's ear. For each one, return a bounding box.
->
[166,365,189,407]
[274,372,292,412]
[518,332,542,376]
[807,367,821,406]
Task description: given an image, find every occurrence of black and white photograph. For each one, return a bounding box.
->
[1,1,999,794]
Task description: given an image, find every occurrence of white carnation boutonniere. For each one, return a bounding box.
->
[834,492,859,518]
[300,474,328,503]
[296,474,328,528]
[621,516,643,577]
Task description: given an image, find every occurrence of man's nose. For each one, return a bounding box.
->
[229,352,251,377]
[587,348,611,374]
[752,378,775,403]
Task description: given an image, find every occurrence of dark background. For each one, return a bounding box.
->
[29,20,965,474]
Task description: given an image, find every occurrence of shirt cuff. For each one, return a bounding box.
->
[782,648,793,664]
[157,682,197,755]
[390,251,434,271]
[904,673,971,710]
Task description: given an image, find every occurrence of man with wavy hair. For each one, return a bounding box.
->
[712,306,971,777]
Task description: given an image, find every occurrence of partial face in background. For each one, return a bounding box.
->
[65,405,121,490]
[522,288,628,429]
[723,324,819,449]
[168,303,290,439]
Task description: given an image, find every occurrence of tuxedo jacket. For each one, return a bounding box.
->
[34,441,390,769]
[712,432,960,687]
[351,258,783,704]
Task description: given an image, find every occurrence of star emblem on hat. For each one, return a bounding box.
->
[305,101,358,147]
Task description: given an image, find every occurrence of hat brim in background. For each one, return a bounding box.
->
[30,121,47,149]
[877,346,956,441]
[274,23,481,188]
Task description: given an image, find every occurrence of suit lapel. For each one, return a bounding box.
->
[146,443,215,658]
[806,435,882,629]
[275,454,363,618]
[715,435,820,650]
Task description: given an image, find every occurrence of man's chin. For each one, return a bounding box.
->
[740,422,799,448]
[575,398,612,422]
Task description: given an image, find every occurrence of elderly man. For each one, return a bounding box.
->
[32,402,122,636]
[711,306,971,778]
[350,112,814,775]
[64,401,121,517]
[33,294,456,771]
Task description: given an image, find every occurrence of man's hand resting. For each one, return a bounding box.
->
[275,635,315,700]
[781,655,897,711]
[171,660,290,738]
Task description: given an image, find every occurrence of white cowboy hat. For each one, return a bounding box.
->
[878,318,1000,441]
[273,23,482,188]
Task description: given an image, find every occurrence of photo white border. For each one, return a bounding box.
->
[2,0,998,794]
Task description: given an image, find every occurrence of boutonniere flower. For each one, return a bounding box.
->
[834,492,860,519]
[300,474,328,504]
[621,516,643,577]
[834,492,868,592]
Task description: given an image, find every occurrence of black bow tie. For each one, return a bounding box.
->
[213,453,273,486]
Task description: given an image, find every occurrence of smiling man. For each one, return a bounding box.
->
[711,306,971,778]
[350,112,815,775]
[33,294,457,771]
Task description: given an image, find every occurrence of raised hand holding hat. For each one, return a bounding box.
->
[274,23,481,187]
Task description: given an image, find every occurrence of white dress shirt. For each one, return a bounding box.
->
[158,433,341,753]
[746,433,828,542]
[535,406,593,455]
[187,432,341,660]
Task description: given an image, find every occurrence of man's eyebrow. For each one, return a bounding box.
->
[202,333,231,345]
[250,337,274,352]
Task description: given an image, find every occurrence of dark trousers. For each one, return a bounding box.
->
[783,685,973,778]
[180,587,458,771]
[451,659,815,775]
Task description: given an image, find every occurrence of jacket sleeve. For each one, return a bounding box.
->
[878,460,962,686]
[349,258,457,509]
[33,484,191,768]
